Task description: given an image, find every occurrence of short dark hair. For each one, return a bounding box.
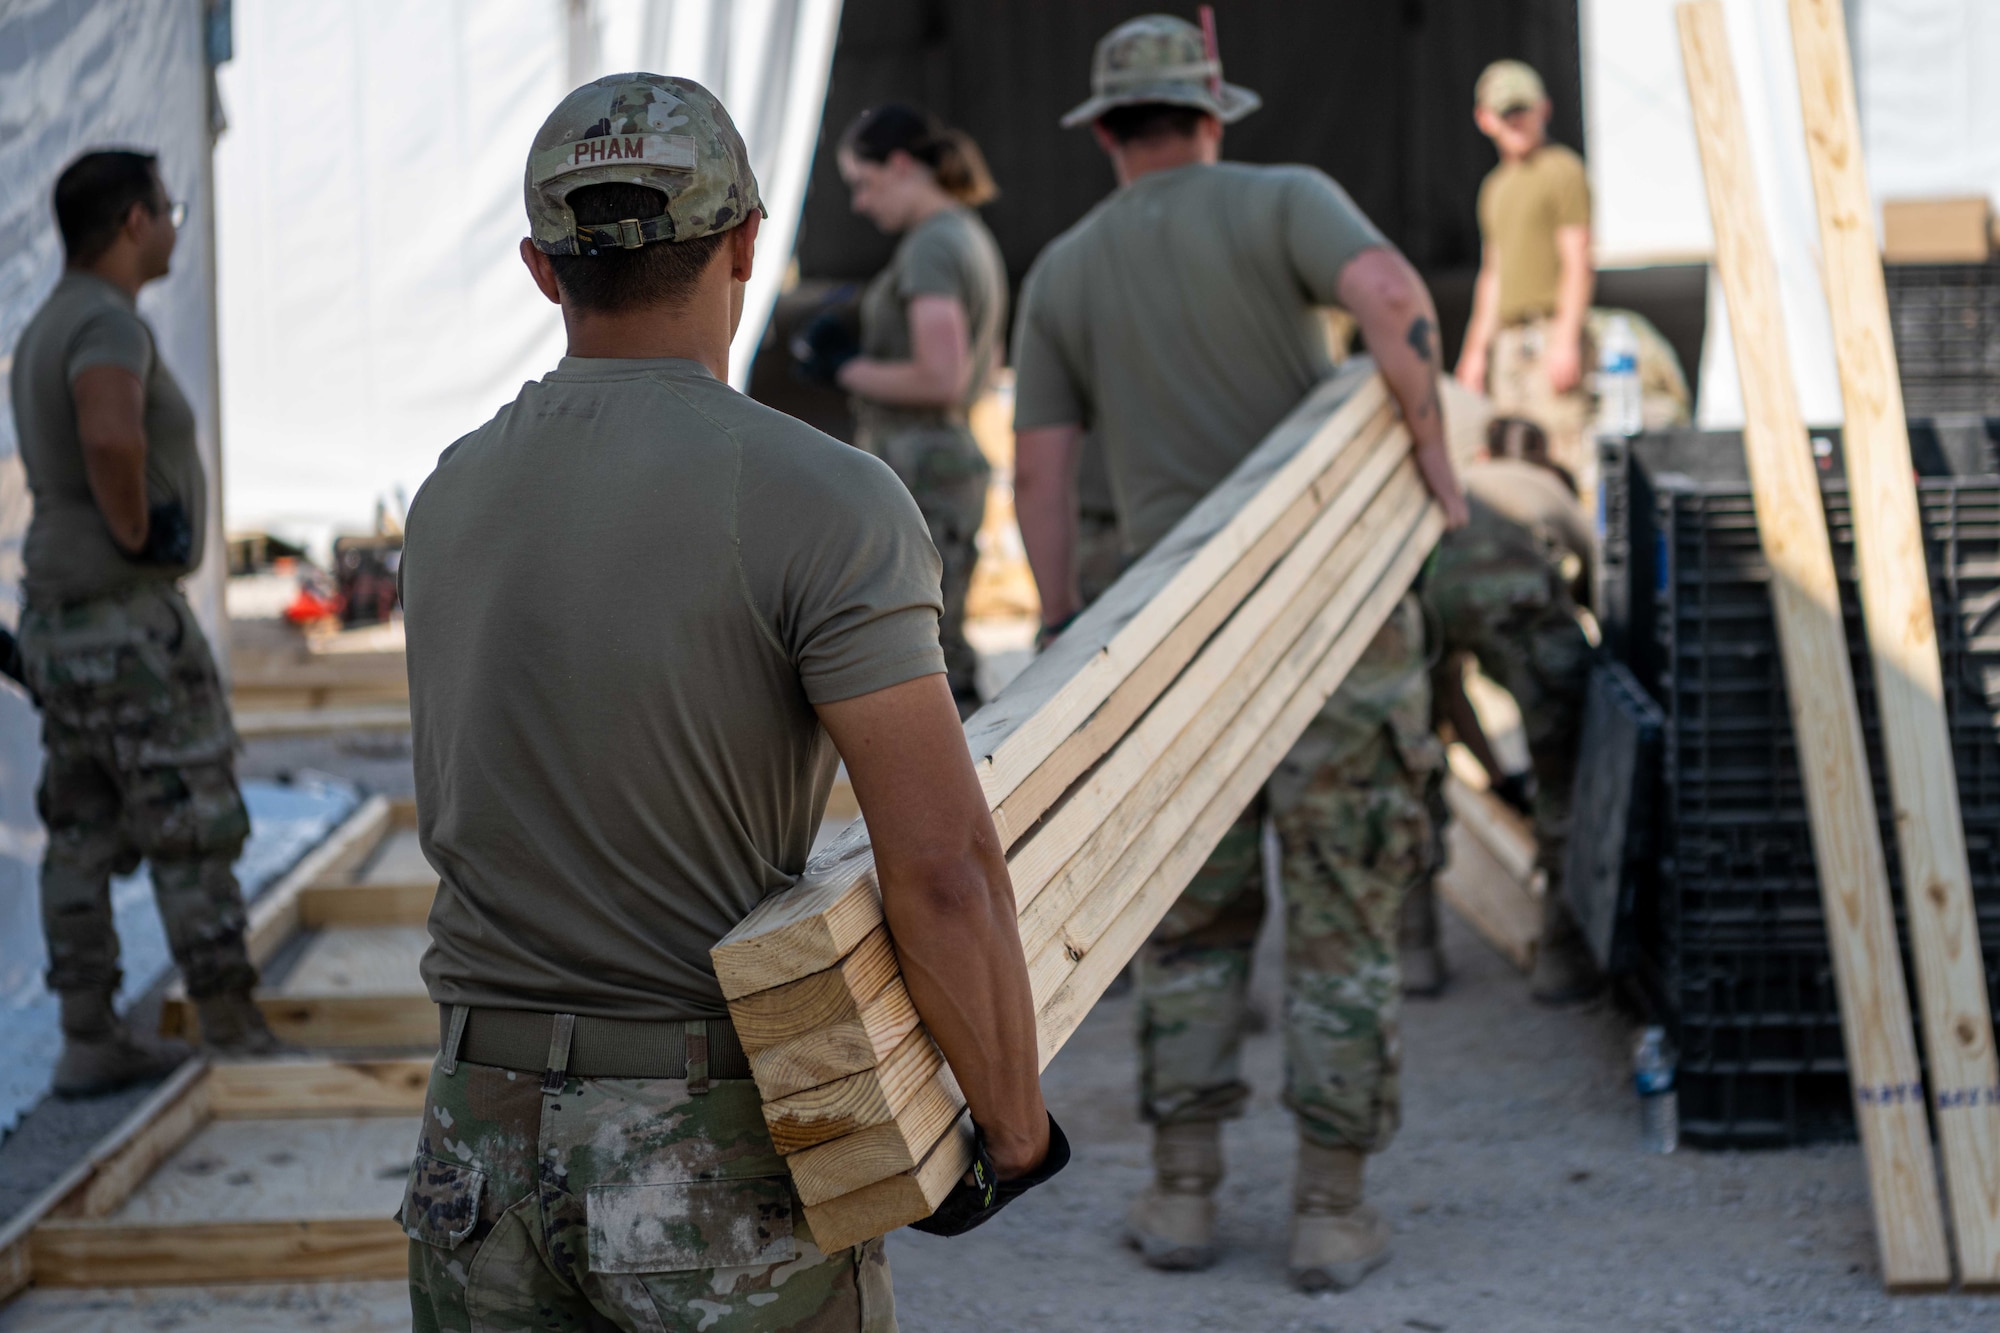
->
[1096,103,1209,146]
[546,182,731,313]
[54,150,163,263]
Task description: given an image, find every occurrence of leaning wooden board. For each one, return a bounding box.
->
[0,1058,429,1296]
[1786,0,2000,1287]
[1677,1,1950,1290]
[714,367,1483,1249]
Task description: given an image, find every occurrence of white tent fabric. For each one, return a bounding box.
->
[0,0,224,931]
[1856,0,2000,206]
[214,0,844,550]
[1581,0,1845,430]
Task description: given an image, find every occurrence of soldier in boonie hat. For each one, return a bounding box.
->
[1059,13,1261,129]
[525,72,762,255]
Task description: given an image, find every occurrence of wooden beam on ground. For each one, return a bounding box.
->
[205,1057,431,1117]
[1677,0,1950,1290]
[231,703,412,738]
[1787,0,2000,1287]
[298,879,437,928]
[28,1217,405,1286]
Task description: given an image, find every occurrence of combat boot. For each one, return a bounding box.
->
[1290,1139,1391,1292]
[1528,890,1603,1006]
[195,990,290,1055]
[1123,1121,1222,1271]
[1398,878,1446,998]
[52,990,187,1098]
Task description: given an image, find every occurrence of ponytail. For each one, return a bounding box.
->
[842,103,999,206]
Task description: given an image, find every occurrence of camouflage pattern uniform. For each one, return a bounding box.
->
[1426,462,1594,910]
[18,582,255,999]
[404,1050,893,1332]
[404,76,890,1331]
[1136,595,1439,1151]
[855,423,988,702]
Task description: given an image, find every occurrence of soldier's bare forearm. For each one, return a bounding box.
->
[1339,249,1468,528]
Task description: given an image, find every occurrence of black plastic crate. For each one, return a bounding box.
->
[1601,429,2000,1144]
[1886,262,2000,417]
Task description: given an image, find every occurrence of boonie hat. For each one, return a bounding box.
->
[526,73,762,256]
[1475,60,1547,116]
[1060,13,1261,130]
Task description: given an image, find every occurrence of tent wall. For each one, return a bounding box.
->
[0,0,225,937]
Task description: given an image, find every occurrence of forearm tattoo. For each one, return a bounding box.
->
[1404,315,1442,424]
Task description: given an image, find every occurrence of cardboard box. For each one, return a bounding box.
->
[1883,196,1993,263]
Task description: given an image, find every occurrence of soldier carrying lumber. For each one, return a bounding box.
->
[1012,13,1468,1293]
[10,149,283,1098]
[396,75,1062,1331]
[1400,423,1602,1004]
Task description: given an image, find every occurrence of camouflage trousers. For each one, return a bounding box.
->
[1429,562,1594,903]
[862,424,990,706]
[1490,317,1596,502]
[1136,596,1440,1153]
[1075,507,1127,608]
[404,1044,896,1332]
[19,582,254,1001]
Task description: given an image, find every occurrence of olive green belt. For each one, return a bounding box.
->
[440,1004,752,1084]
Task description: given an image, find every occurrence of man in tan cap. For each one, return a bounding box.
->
[1012,12,1466,1295]
[396,73,1063,1329]
[1455,59,1597,495]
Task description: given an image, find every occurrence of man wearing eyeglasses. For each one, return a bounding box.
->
[1454,61,1597,497]
[9,149,281,1099]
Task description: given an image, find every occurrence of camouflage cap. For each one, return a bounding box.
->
[1060,14,1261,130]
[1475,60,1546,115]
[525,73,762,256]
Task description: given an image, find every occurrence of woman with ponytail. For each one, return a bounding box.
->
[800,103,1006,716]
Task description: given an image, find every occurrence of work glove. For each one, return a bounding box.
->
[1492,771,1536,819]
[790,309,860,388]
[908,1112,1071,1238]
[124,501,194,568]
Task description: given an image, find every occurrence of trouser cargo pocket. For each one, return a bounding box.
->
[586,1177,796,1273]
[400,1152,486,1250]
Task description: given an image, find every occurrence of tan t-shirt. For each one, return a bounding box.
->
[9,271,205,605]
[854,204,1008,445]
[1012,162,1386,556]
[403,357,947,1021]
[1477,143,1591,324]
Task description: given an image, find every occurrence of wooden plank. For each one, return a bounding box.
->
[747,976,921,1102]
[0,1062,209,1301]
[711,366,1388,999]
[1677,1,1950,1290]
[231,703,412,738]
[801,1117,974,1256]
[206,1057,432,1118]
[989,403,1398,847]
[733,928,899,1056]
[1433,815,1540,973]
[244,795,395,966]
[28,1217,405,1287]
[1442,755,1539,891]
[763,1028,944,1154]
[49,1075,213,1223]
[783,1065,965,1207]
[253,994,437,1049]
[298,880,436,928]
[805,490,1444,1227]
[1787,0,2000,1287]
[283,925,429,997]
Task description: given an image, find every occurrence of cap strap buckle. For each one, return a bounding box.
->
[615,218,644,250]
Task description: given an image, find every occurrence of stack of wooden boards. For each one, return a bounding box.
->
[1678,0,2000,1291]
[713,362,1477,1252]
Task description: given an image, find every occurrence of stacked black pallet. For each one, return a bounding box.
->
[1602,430,2000,1147]
[1886,262,2000,417]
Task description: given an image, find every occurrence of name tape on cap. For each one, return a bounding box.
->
[541,133,696,182]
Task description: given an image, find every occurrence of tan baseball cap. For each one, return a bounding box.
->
[525,73,762,256]
[1475,60,1546,116]
[1060,14,1260,130]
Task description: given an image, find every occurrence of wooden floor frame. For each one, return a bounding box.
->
[0,1056,430,1296]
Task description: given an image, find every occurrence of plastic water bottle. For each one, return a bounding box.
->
[1598,313,1643,436]
[1633,1026,1679,1154]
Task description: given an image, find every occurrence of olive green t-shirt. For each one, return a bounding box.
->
[1012,162,1387,556]
[402,357,948,1021]
[9,271,205,605]
[1477,143,1591,324]
[854,205,1008,442]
